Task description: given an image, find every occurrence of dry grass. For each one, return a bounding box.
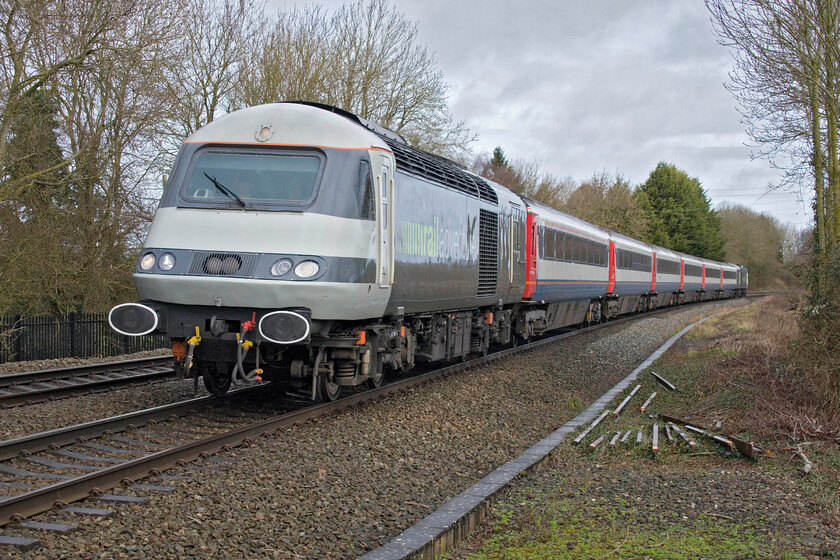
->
[692,295,840,445]
[658,296,840,527]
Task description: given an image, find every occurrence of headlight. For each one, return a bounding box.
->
[294,260,320,278]
[220,256,241,274]
[205,256,222,274]
[270,258,293,277]
[139,253,156,271]
[159,252,176,271]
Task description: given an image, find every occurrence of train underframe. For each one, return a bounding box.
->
[179,305,517,400]
[173,286,746,400]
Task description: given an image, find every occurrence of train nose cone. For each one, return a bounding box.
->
[109,303,159,336]
[258,310,311,344]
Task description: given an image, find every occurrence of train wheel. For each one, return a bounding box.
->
[318,374,341,402]
[201,362,232,397]
[365,364,384,389]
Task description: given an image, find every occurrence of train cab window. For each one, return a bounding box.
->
[182,150,322,208]
[357,160,375,220]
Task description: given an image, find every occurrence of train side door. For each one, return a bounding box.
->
[378,159,394,287]
[509,207,526,289]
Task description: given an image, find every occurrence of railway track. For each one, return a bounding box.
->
[0,356,175,408]
[0,297,764,549]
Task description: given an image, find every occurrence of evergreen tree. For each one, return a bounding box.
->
[490,146,508,169]
[635,162,726,261]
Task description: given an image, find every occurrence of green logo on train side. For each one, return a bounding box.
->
[398,216,476,262]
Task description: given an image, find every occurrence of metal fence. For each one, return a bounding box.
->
[0,313,169,364]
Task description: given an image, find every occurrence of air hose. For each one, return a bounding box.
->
[230,313,263,387]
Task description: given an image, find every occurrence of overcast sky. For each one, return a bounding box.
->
[274,0,812,229]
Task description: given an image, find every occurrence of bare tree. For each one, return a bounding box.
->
[0,0,185,314]
[718,202,798,288]
[237,0,473,158]
[708,0,840,260]
[472,148,574,208]
[235,6,331,108]
[54,1,185,312]
[562,172,650,239]
[169,0,266,141]
[0,0,138,196]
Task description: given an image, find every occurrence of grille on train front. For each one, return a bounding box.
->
[189,252,259,277]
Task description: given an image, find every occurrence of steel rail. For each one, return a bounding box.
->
[0,357,175,408]
[0,357,173,388]
[0,385,267,462]
[0,296,756,526]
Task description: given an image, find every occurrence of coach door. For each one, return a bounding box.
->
[379,159,394,287]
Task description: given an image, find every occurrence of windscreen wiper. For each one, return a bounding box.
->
[204,172,247,208]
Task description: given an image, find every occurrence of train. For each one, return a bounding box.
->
[108,101,748,400]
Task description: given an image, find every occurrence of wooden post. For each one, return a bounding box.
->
[640,392,657,412]
[652,423,659,454]
[573,410,611,445]
[613,384,641,417]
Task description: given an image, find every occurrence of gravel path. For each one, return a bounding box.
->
[3,300,750,559]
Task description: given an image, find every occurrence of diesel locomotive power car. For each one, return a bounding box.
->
[109,102,747,400]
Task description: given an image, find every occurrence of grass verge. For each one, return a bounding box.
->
[442,296,839,560]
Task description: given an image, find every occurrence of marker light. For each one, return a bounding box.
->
[294,260,320,278]
[270,258,293,277]
[139,253,156,271]
[159,252,176,271]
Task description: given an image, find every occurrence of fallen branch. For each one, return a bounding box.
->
[785,446,813,474]
[660,414,761,458]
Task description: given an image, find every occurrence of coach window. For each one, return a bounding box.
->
[546,229,556,260]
